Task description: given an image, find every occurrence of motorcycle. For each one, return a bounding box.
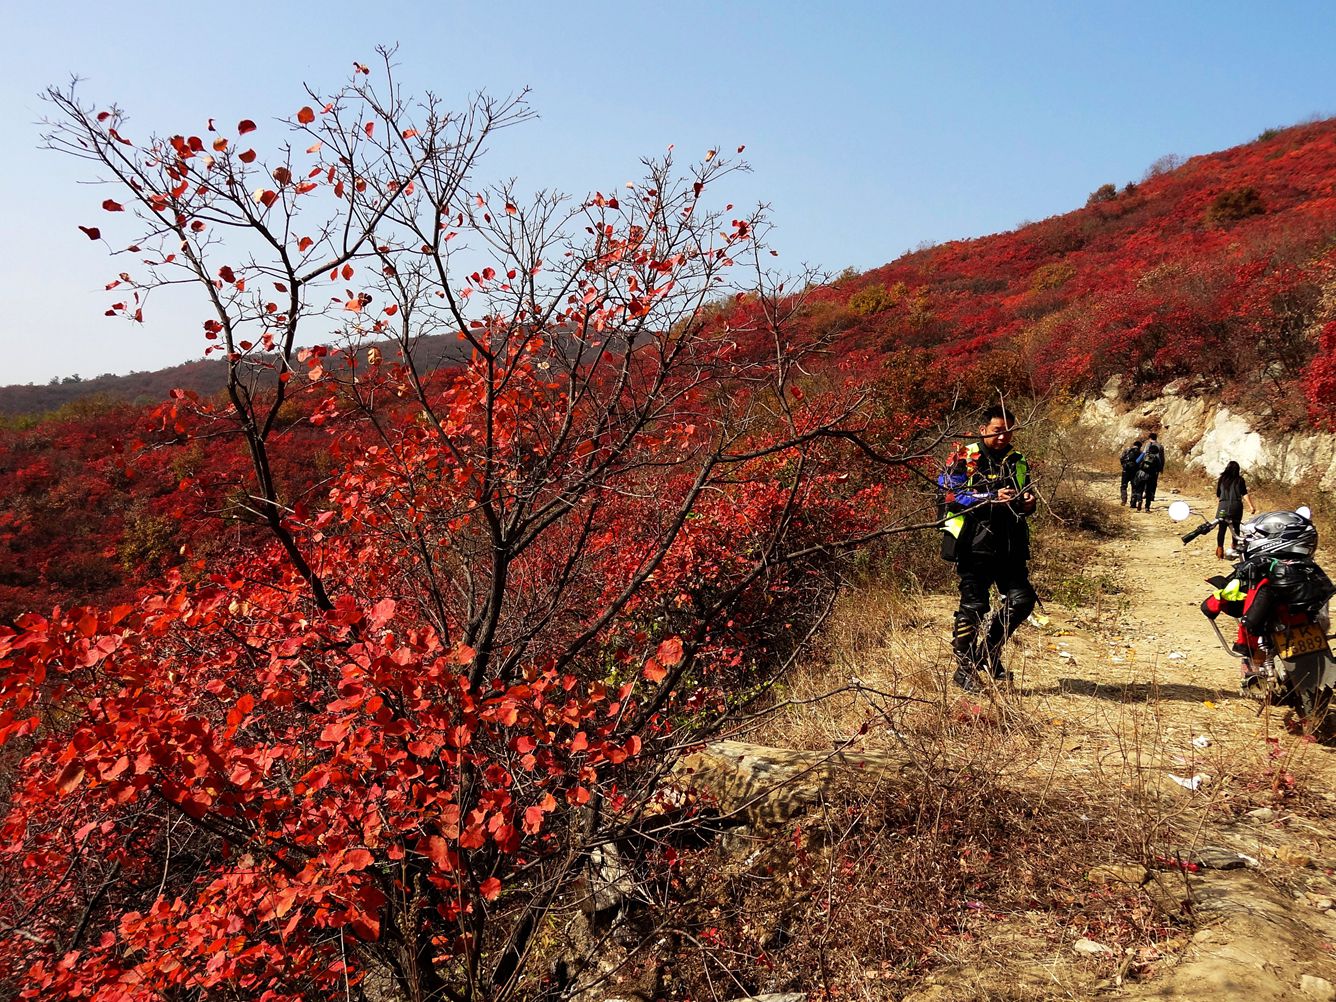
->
[1169,500,1336,728]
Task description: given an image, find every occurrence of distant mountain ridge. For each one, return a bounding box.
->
[0,334,471,418]
[0,359,230,417]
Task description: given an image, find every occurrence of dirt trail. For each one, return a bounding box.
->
[902,472,1336,999]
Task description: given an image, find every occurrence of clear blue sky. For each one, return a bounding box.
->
[4,1,1334,386]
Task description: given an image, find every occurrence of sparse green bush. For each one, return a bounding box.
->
[847,282,898,316]
[1205,186,1266,226]
[118,509,179,574]
[803,299,860,338]
[1029,261,1076,293]
[1086,183,1118,206]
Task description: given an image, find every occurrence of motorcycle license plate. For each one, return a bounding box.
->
[1272,623,1330,659]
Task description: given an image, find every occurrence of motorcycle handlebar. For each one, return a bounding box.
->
[1181,519,1220,545]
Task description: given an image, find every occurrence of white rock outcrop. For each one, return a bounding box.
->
[1080,384,1336,492]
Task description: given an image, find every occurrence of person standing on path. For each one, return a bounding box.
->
[1119,439,1143,506]
[1140,433,1165,510]
[938,405,1039,690]
[1214,461,1256,559]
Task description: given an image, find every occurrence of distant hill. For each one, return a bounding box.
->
[6,117,1336,617]
[0,359,230,417]
[794,117,1336,430]
[12,119,1334,430]
[0,334,473,418]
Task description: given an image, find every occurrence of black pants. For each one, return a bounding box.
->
[1216,505,1243,549]
[1120,471,1134,504]
[952,554,1038,674]
[1130,472,1158,509]
[1143,472,1160,507]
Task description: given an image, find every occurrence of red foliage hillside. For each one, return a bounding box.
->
[802,118,1336,426]
[5,119,1336,624]
[9,66,1336,1001]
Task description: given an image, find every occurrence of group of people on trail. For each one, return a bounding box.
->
[1118,433,1165,511]
[936,408,1327,697]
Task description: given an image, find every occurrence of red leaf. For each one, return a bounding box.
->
[656,636,684,667]
[341,848,374,872]
[297,236,314,252]
[79,225,101,240]
[368,598,396,629]
[239,149,257,164]
[55,761,85,794]
[364,122,375,137]
[384,303,398,316]
[425,836,454,871]
[341,264,354,281]
[296,106,315,125]
[401,128,418,139]
[348,911,380,939]
[642,657,667,683]
[238,119,257,135]
[102,199,124,212]
[479,877,502,901]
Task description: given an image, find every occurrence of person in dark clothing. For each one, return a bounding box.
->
[1214,461,1256,559]
[1119,439,1143,506]
[1132,432,1164,513]
[938,405,1039,690]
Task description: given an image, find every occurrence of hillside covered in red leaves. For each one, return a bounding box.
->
[6,66,1336,1001]
[797,117,1336,428]
[4,118,1336,624]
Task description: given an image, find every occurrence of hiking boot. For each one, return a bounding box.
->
[1216,545,1225,560]
[952,665,982,692]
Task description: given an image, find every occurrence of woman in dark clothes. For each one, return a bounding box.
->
[1215,461,1256,558]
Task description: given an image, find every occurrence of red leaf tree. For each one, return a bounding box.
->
[4,52,928,1000]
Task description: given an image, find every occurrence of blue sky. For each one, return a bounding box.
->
[4,1,1334,385]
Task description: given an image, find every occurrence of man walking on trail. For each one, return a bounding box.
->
[1128,433,1165,511]
[1119,439,1143,506]
[938,405,1039,690]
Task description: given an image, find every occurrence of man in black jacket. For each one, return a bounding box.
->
[1138,433,1165,511]
[938,405,1039,690]
[1119,439,1143,506]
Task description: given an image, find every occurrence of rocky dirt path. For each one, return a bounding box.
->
[693,471,1336,1000]
[988,473,1336,1000]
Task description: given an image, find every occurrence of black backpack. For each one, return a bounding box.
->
[1144,442,1164,473]
[1120,447,1140,474]
[1268,560,1336,616]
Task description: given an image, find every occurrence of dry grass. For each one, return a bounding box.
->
[621,403,1336,1001]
